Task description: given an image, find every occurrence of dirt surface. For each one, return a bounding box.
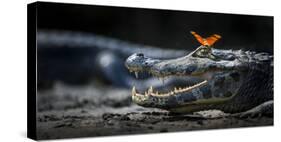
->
[37,83,273,140]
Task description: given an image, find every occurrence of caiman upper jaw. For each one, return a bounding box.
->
[125,46,254,79]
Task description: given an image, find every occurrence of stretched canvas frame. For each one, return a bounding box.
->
[27,1,273,140]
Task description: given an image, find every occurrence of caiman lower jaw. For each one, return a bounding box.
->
[131,80,208,97]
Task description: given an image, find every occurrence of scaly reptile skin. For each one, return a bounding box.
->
[125,45,273,115]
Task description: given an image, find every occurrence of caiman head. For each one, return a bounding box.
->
[125,44,272,113]
[125,30,272,113]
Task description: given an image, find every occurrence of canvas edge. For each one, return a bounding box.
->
[27,1,38,140]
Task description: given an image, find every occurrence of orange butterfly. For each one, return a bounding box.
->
[190,31,221,47]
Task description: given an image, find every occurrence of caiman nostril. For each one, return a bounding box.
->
[136,53,144,57]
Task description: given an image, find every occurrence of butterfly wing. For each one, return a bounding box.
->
[205,34,221,46]
[190,31,205,46]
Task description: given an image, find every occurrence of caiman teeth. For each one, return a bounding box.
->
[134,72,139,78]
[148,86,153,93]
[145,91,149,96]
[132,86,136,96]
[131,80,208,97]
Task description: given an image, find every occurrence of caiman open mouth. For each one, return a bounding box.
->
[129,68,208,97]
[124,51,239,110]
[132,80,207,97]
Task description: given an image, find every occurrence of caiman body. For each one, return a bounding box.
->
[37,30,187,89]
[125,46,273,116]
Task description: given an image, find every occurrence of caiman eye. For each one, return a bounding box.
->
[192,47,219,60]
[193,47,211,57]
[199,48,209,55]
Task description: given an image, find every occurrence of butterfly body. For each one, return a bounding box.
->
[190,31,221,47]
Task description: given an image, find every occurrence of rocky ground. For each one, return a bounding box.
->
[37,83,273,140]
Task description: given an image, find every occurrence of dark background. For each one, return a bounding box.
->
[37,2,273,53]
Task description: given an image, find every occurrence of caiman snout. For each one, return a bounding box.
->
[125,53,161,74]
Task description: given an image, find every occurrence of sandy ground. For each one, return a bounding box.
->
[36,83,273,140]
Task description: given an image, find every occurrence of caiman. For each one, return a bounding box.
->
[37,30,189,89]
[125,31,273,117]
